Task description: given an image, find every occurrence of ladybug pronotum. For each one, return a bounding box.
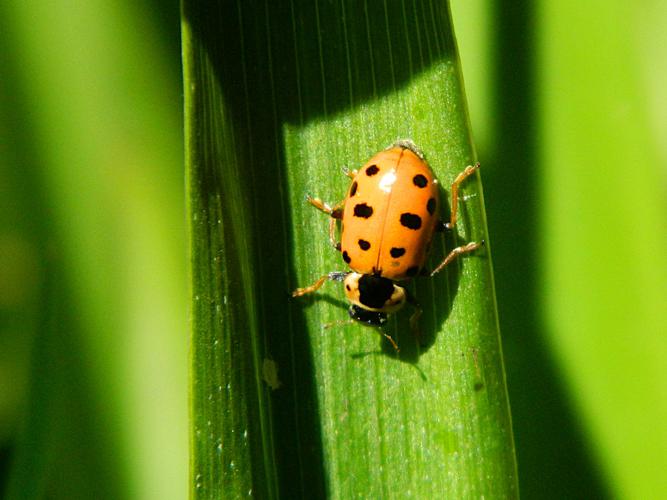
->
[292,140,483,350]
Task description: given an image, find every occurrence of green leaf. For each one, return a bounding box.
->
[183,1,517,498]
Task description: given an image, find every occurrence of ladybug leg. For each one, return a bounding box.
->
[341,166,357,179]
[430,240,485,276]
[292,271,347,297]
[328,217,342,252]
[306,195,341,216]
[431,163,484,275]
[378,328,400,352]
[306,195,344,250]
[445,162,480,230]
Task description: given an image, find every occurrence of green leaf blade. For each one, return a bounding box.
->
[183,1,516,498]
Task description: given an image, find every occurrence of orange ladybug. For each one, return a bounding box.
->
[293,140,483,349]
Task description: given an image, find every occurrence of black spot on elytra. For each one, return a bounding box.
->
[390,247,406,258]
[406,266,420,277]
[358,239,371,251]
[427,197,436,215]
[413,174,428,188]
[354,203,373,218]
[342,251,351,264]
[350,181,358,196]
[346,284,351,291]
[357,275,394,309]
[366,164,379,176]
[400,212,422,230]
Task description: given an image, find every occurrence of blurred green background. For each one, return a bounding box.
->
[1,0,665,499]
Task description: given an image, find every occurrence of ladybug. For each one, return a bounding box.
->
[292,140,483,349]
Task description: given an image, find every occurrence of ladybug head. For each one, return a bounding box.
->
[343,273,406,320]
[348,305,387,327]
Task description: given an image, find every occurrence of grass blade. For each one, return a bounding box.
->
[183,1,517,497]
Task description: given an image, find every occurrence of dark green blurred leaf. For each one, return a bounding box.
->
[1,0,186,498]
